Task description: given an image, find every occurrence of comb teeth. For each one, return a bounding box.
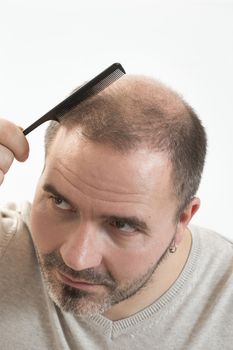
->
[89,68,125,94]
[23,63,126,135]
[55,67,125,118]
[57,69,124,117]
[72,68,125,98]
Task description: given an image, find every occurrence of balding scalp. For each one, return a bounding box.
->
[45,75,207,217]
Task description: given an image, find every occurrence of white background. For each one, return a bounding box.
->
[0,0,232,238]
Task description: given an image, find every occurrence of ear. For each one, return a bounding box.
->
[175,197,200,245]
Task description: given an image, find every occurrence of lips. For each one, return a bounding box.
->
[56,271,102,291]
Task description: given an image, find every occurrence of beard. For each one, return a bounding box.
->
[37,243,171,317]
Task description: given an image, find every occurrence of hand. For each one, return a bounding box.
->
[0,118,29,185]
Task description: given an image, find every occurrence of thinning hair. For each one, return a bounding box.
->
[45,75,207,218]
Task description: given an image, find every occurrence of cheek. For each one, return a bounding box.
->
[106,223,176,283]
[105,242,163,283]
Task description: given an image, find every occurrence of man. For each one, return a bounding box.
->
[0,75,232,349]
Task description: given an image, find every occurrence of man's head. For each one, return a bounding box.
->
[30,75,206,317]
[45,75,207,218]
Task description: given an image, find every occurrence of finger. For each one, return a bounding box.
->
[0,144,14,174]
[0,169,4,186]
[0,118,29,162]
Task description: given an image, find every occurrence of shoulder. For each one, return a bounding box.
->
[190,224,233,256]
[187,226,233,341]
[0,201,31,260]
[189,224,233,290]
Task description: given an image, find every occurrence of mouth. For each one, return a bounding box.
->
[56,271,104,291]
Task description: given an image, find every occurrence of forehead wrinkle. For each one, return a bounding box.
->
[51,165,148,205]
[57,159,145,196]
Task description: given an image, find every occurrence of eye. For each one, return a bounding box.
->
[109,218,136,234]
[51,196,73,211]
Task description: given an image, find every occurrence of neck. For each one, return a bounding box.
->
[104,228,192,321]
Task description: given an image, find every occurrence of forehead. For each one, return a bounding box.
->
[45,126,173,201]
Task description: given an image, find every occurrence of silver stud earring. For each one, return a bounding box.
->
[169,240,177,253]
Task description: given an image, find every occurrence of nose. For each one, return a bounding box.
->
[60,222,103,271]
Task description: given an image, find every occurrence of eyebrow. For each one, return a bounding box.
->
[104,215,149,231]
[42,183,149,231]
[43,183,76,207]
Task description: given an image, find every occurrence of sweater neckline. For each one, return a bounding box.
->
[87,226,201,335]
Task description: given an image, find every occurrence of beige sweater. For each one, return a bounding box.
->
[0,202,233,350]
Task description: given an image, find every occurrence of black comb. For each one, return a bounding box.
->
[23,63,126,135]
